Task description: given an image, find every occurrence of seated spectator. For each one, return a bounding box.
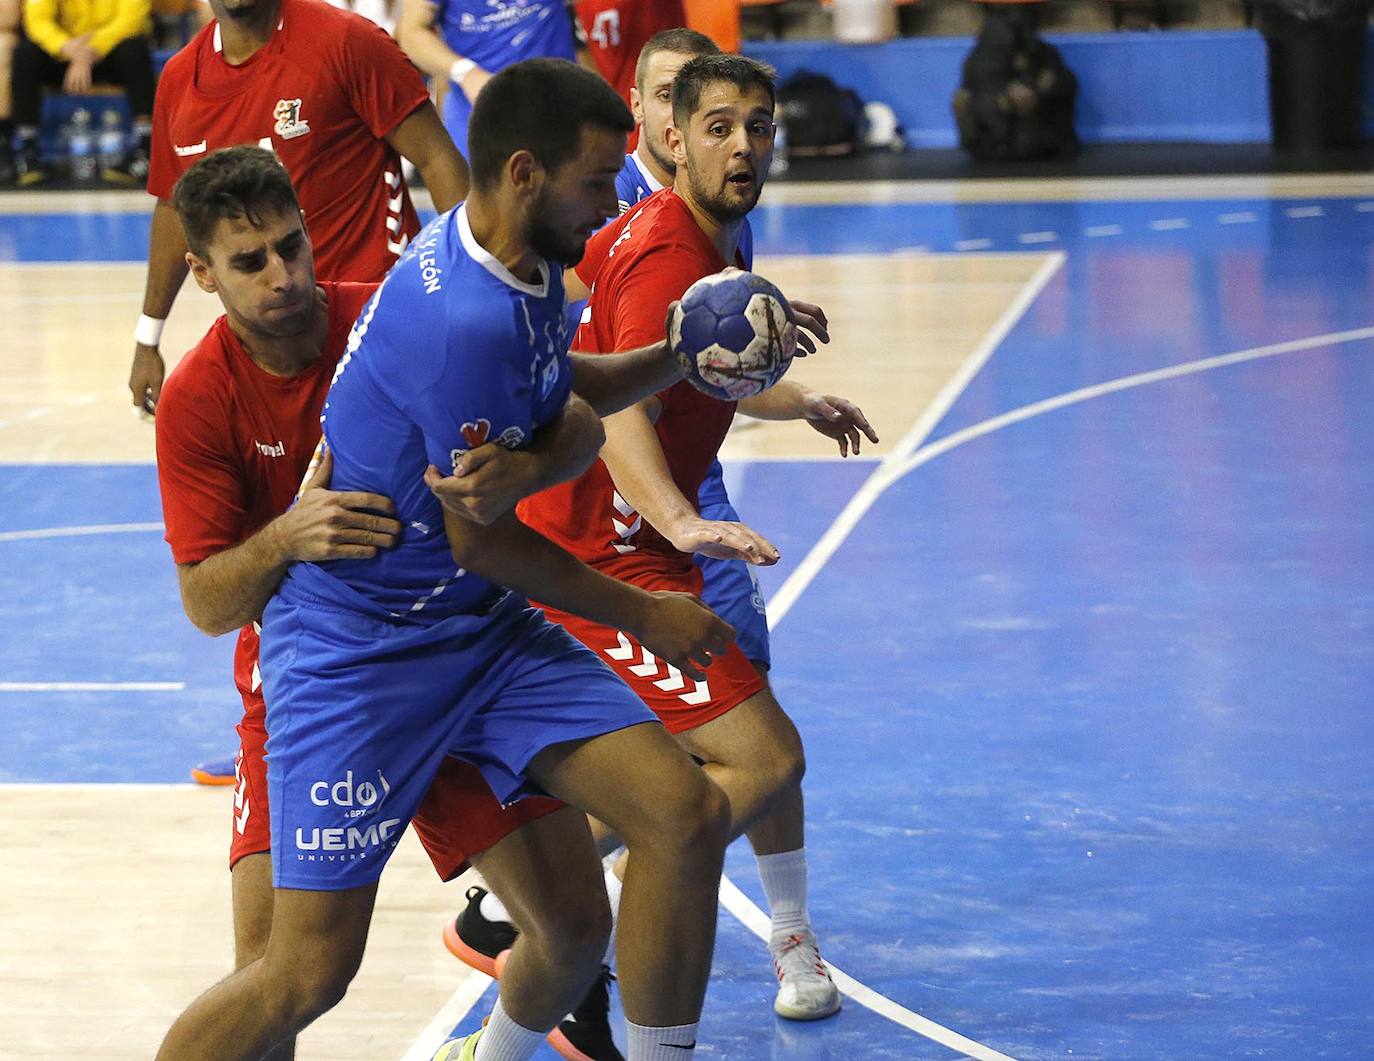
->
[12,0,155,185]
[0,0,17,183]
[953,9,1078,163]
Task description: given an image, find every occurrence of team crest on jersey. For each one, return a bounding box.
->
[273,98,310,140]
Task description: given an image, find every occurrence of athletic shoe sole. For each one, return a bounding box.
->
[774,993,842,1021]
[190,766,236,786]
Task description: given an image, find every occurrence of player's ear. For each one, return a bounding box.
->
[665,123,687,168]
[629,85,643,127]
[186,251,217,294]
[507,149,540,195]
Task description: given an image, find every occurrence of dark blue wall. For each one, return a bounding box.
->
[745,29,1371,146]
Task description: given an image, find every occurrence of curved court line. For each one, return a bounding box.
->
[718,877,1015,1061]
[0,521,163,543]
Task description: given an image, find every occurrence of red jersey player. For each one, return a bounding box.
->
[155,146,622,1061]
[574,0,686,107]
[519,55,876,1023]
[129,0,469,417]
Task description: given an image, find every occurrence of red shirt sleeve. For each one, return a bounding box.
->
[155,367,251,566]
[575,215,623,290]
[146,52,186,199]
[606,239,703,353]
[337,14,430,140]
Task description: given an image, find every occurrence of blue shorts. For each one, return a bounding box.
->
[695,460,771,669]
[259,582,656,891]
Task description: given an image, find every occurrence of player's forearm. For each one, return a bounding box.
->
[444,510,651,631]
[737,380,811,421]
[176,520,294,636]
[526,393,605,491]
[142,199,190,320]
[570,342,684,417]
[599,405,699,540]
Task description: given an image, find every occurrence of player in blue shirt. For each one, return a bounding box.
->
[398,0,576,160]
[156,60,734,1061]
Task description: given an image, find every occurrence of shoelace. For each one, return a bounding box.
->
[772,933,831,981]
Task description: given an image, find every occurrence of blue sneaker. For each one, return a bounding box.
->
[191,755,237,786]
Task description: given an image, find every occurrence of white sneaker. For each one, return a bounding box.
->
[770,928,842,1021]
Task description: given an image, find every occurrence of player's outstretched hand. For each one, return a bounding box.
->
[129,343,165,420]
[668,517,780,566]
[633,590,735,682]
[282,449,401,561]
[802,392,880,457]
[424,447,537,527]
[788,299,829,356]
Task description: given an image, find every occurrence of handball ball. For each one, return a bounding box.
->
[670,269,797,401]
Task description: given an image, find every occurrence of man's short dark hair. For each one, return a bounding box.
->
[671,54,777,130]
[468,58,633,191]
[633,27,719,94]
[172,145,300,259]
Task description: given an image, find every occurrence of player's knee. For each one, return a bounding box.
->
[671,771,731,856]
[521,890,611,971]
[262,951,361,1026]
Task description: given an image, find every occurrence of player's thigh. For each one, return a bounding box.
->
[674,685,803,774]
[469,805,607,942]
[261,883,378,992]
[527,720,726,845]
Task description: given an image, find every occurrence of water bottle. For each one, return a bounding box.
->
[97,109,125,171]
[68,108,96,183]
[770,118,790,177]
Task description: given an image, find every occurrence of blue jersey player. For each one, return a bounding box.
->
[156,61,735,1061]
[398,0,576,161]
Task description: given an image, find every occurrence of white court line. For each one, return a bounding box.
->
[399,255,1067,1061]
[719,878,1015,1061]
[0,521,162,542]
[0,681,184,692]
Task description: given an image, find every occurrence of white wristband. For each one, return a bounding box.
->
[135,314,165,347]
[450,57,477,86]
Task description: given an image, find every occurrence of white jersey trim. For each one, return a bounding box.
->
[456,203,549,299]
[629,148,665,195]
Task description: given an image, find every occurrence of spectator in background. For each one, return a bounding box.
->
[953,9,1077,163]
[396,0,574,158]
[0,0,17,184]
[12,0,156,185]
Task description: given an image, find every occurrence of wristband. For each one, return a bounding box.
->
[450,57,477,85]
[134,314,166,347]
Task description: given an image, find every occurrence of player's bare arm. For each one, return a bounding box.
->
[176,450,400,635]
[738,382,880,457]
[129,199,191,411]
[439,506,734,680]
[423,392,604,525]
[600,398,780,566]
[396,0,491,104]
[384,102,470,212]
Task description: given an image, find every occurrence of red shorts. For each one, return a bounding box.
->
[534,564,766,735]
[229,686,564,879]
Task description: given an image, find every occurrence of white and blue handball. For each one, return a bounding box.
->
[669,269,798,401]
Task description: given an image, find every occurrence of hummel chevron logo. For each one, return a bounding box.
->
[604,632,710,705]
[611,490,641,554]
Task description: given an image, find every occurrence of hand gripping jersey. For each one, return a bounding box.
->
[149,0,427,282]
[289,203,574,620]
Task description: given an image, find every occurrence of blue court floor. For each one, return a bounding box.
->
[3,185,1373,1058]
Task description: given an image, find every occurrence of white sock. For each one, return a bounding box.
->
[756,847,810,940]
[474,998,546,1061]
[480,889,512,925]
[601,861,623,967]
[626,1019,698,1060]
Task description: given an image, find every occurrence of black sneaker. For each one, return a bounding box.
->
[102,144,149,186]
[550,965,624,1061]
[15,142,50,187]
[442,885,518,977]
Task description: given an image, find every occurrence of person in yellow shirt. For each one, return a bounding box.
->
[12,0,155,185]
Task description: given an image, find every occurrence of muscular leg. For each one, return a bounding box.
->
[229,853,296,1061]
[469,806,609,1033]
[527,721,730,1028]
[156,883,377,1061]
